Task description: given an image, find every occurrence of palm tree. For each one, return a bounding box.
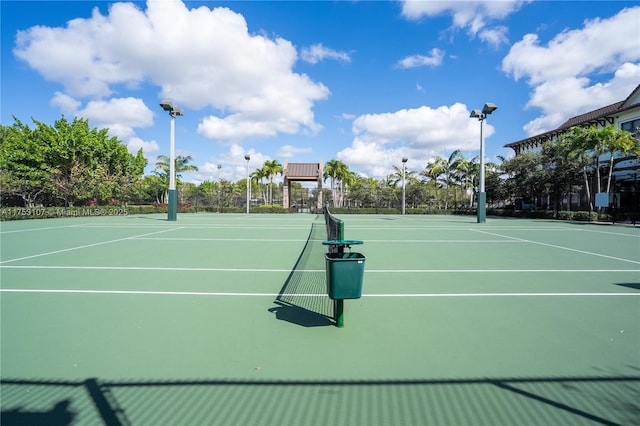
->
[422,156,446,209]
[262,160,282,204]
[323,159,349,207]
[451,153,477,208]
[154,155,199,202]
[600,125,639,193]
[341,170,357,207]
[251,168,267,204]
[423,151,462,209]
[154,155,199,182]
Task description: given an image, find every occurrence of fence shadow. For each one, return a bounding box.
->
[269,219,335,327]
[2,375,639,425]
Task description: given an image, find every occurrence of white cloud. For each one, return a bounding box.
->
[501,6,640,134]
[14,0,329,142]
[127,137,159,156]
[502,7,640,85]
[400,0,526,39]
[79,97,154,132]
[50,92,81,113]
[478,26,509,47]
[397,48,444,69]
[277,145,312,158]
[192,144,272,183]
[301,44,351,64]
[351,103,488,149]
[339,103,494,178]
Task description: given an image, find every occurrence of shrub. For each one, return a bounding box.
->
[572,211,597,222]
[557,211,573,221]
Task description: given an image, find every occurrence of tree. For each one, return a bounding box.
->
[198,180,217,209]
[261,160,282,204]
[502,151,546,209]
[546,131,590,211]
[423,152,463,209]
[323,159,349,207]
[599,125,639,193]
[4,116,145,207]
[562,125,638,211]
[251,167,268,204]
[142,175,166,204]
[154,155,198,202]
[387,165,417,208]
[450,153,477,208]
[421,156,446,209]
[0,118,50,207]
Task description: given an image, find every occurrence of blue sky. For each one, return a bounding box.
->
[2,0,639,184]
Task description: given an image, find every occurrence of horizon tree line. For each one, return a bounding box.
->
[2,116,638,213]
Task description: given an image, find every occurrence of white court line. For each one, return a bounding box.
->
[579,228,640,238]
[473,229,640,265]
[364,239,524,243]
[0,265,637,273]
[348,226,582,231]
[0,228,183,264]
[0,289,637,297]
[0,224,79,234]
[0,265,298,272]
[75,224,311,229]
[132,237,307,242]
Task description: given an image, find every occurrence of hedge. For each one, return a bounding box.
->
[0,205,600,222]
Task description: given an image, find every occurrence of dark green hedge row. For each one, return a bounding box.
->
[1,205,602,222]
[0,204,295,220]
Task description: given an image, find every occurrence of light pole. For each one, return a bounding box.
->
[401,157,408,215]
[244,154,251,214]
[217,164,222,212]
[159,100,184,221]
[470,102,497,223]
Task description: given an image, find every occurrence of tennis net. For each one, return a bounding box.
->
[323,204,343,253]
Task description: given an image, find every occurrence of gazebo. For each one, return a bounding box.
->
[282,161,323,211]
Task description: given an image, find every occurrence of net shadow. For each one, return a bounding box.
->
[269,218,335,327]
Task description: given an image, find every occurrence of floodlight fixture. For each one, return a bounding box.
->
[482,103,497,115]
[159,100,173,111]
[470,109,482,118]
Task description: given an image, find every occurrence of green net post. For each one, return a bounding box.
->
[337,221,344,254]
[335,299,344,328]
[168,189,178,221]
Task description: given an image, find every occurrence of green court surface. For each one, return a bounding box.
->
[1,213,639,425]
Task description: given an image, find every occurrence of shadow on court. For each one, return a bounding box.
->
[269,220,335,327]
[616,282,640,290]
[2,375,639,425]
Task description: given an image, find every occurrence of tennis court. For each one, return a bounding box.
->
[1,213,639,425]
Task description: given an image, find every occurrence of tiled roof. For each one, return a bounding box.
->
[286,163,320,178]
[556,101,624,130]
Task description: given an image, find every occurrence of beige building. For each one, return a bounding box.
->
[503,84,640,213]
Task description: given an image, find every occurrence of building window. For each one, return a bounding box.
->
[621,118,640,137]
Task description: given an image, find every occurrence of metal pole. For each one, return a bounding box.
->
[335,300,344,328]
[245,156,250,214]
[168,114,177,221]
[478,117,486,223]
[402,163,406,215]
